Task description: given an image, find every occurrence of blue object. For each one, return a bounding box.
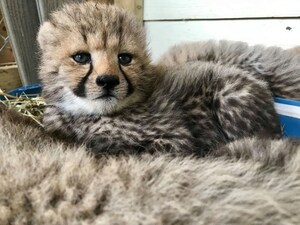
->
[0,84,42,100]
[274,97,300,138]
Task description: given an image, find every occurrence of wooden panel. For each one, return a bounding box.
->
[0,64,22,92]
[145,19,300,60]
[144,0,300,20]
[0,0,40,85]
[115,0,144,24]
[36,0,114,22]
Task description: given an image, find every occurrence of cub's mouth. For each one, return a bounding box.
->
[94,92,117,100]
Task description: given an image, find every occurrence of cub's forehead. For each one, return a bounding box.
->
[47,2,145,51]
[50,3,139,36]
[51,4,118,29]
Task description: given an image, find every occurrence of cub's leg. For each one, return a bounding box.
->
[154,62,282,152]
[211,65,282,140]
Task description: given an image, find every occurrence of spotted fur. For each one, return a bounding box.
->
[1,106,300,225]
[38,2,295,156]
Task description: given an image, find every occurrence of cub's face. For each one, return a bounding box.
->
[38,2,153,116]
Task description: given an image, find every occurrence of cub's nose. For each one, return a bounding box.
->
[96,75,120,89]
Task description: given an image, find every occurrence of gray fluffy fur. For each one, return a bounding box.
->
[158,40,300,100]
[1,106,300,225]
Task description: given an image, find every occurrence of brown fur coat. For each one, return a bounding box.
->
[1,105,300,225]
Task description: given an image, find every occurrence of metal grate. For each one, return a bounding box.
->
[0,16,9,54]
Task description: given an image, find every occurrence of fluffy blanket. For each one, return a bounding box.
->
[1,105,300,225]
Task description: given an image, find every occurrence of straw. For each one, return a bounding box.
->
[0,89,46,127]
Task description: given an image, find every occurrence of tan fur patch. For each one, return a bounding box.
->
[1,106,300,224]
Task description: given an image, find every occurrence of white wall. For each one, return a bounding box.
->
[144,0,300,61]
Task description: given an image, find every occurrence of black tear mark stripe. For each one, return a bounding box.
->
[73,63,93,97]
[119,64,134,96]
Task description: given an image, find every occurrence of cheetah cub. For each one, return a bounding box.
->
[38,2,293,155]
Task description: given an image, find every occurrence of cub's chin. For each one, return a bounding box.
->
[56,87,119,116]
[54,86,144,116]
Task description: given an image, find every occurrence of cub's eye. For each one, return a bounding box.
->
[118,53,133,65]
[72,52,91,64]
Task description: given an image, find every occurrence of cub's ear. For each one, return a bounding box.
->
[37,21,57,51]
